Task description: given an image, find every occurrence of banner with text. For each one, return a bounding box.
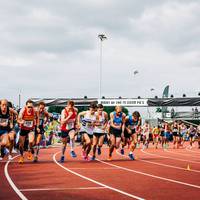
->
[97,99,148,107]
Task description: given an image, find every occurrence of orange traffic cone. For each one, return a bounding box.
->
[187,164,191,171]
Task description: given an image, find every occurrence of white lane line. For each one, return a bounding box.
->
[186,146,200,154]
[119,150,200,173]
[4,155,28,200]
[141,149,200,164]
[94,155,200,189]
[68,167,120,170]
[164,149,200,159]
[53,151,145,200]
[20,186,106,192]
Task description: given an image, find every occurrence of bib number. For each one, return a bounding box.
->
[0,118,8,126]
[66,122,74,130]
[24,121,33,128]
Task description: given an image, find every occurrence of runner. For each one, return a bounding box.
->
[77,102,97,161]
[136,125,142,148]
[142,120,150,150]
[108,106,126,161]
[188,125,196,149]
[160,122,165,148]
[17,99,38,164]
[34,101,50,162]
[163,122,171,149]
[0,99,18,160]
[152,125,160,149]
[171,121,179,149]
[179,122,187,147]
[60,100,78,162]
[123,111,141,160]
[91,104,108,160]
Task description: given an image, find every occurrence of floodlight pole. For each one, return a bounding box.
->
[98,34,107,98]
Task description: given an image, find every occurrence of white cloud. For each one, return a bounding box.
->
[0,0,199,107]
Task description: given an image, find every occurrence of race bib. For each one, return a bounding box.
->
[66,119,75,130]
[86,122,94,130]
[66,122,74,130]
[24,121,33,128]
[0,118,9,124]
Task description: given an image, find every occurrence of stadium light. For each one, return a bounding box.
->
[98,34,107,98]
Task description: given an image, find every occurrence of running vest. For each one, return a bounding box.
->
[172,124,178,133]
[81,111,96,135]
[127,115,139,130]
[153,127,160,136]
[93,112,106,134]
[21,108,35,130]
[112,112,123,129]
[189,127,196,135]
[164,124,170,132]
[143,124,150,134]
[61,108,77,131]
[0,107,10,131]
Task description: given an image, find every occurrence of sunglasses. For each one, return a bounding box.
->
[27,106,33,109]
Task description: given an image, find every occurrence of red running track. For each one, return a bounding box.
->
[0,144,200,200]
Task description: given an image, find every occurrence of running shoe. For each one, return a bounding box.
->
[128,153,135,160]
[60,155,65,163]
[82,150,86,158]
[70,151,77,158]
[12,149,18,154]
[90,156,96,161]
[33,156,38,163]
[27,152,33,160]
[107,156,112,161]
[120,148,124,155]
[8,155,13,161]
[97,147,101,155]
[4,148,9,155]
[18,156,24,164]
[84,156,89,161]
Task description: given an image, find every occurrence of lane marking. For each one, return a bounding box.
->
[164,149,200,159]
[186,146,200,154]
[94,154,200,189]
[141,149,200,164]
[20,186,106,192]
[53,151,145,200]
[68,167,121,170]
[119,150,200,173]
[4,155,28,200]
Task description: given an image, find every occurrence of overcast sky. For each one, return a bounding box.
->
[0,0,200,107]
